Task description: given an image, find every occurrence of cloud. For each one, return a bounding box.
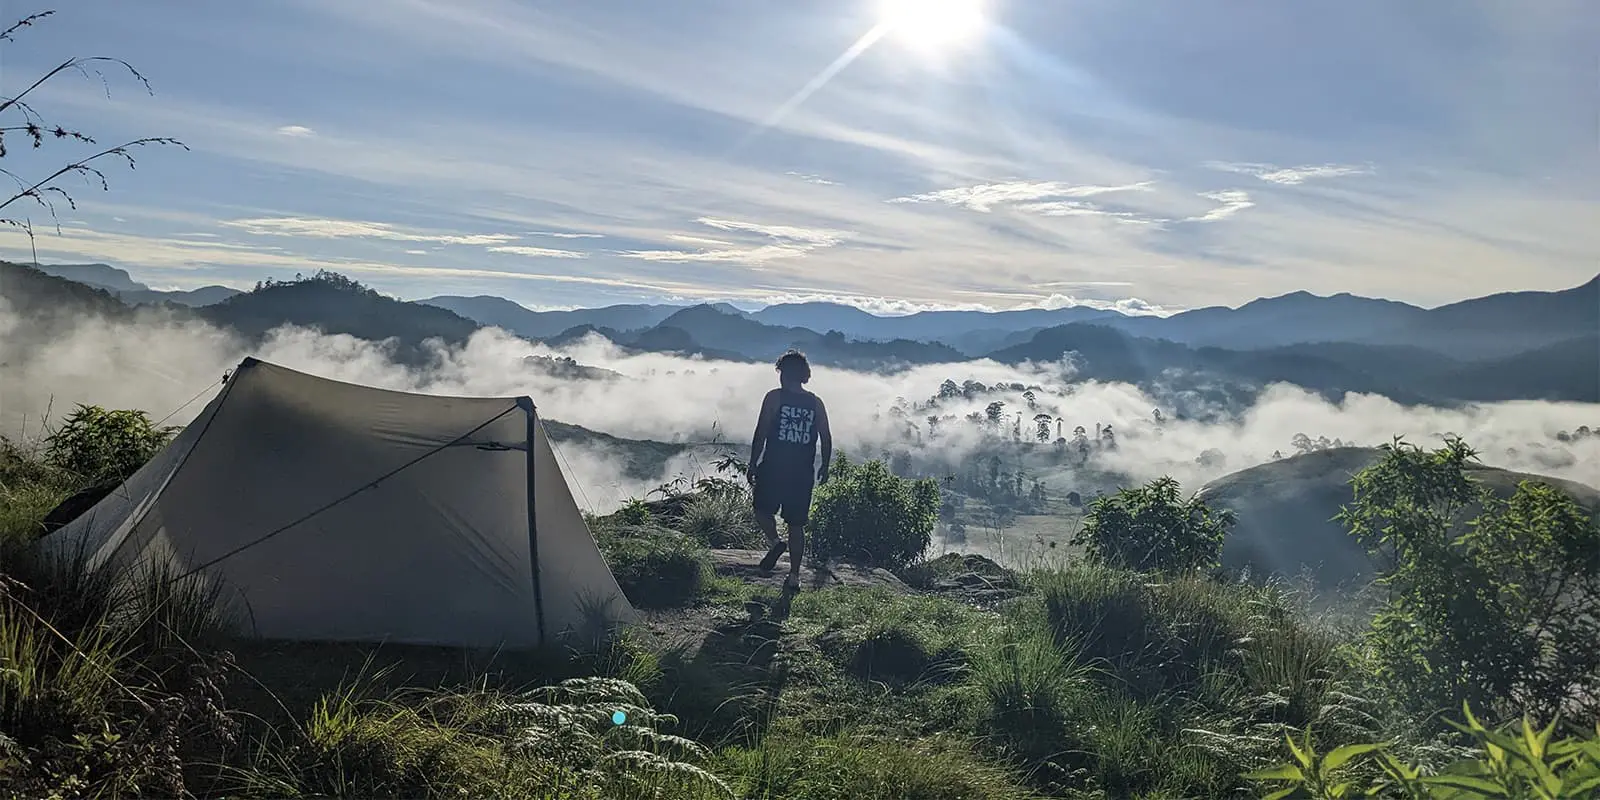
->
[888,181,1156,213]
[1205,161,1374,185]
[222,217,519,246]
[275,125,316,137]
[787,171,839,186]
[485,245,590,259]
[528,231,605,239]
[3,302,1594,533]
[617,216,849,266]
[404,249,427,255]
[1187,190,1256,222]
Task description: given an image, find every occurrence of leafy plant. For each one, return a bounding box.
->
[1247,703,1600,799]
[808,452,940,570]
[1337,437,1600,727]
[1070,476,1234,573]
[43,404,176,485]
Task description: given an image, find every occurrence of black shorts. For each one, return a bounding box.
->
[752,462,815,526]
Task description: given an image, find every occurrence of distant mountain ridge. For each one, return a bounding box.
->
[31,262,241,308]
[15,260,1597,404]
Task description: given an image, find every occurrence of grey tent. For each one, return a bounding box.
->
[37,357,635,649]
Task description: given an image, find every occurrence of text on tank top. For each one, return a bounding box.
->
[764,390,818,469]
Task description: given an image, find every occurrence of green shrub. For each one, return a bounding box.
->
[808,453,939,570]
[602,527,713,609]
[1069,476,1233,574]
[1338,437,1600,729]
[678,492,762,549]
[42,404,176,486]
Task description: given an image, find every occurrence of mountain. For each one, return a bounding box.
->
[419,295,691,339]
[644,304,967,368]
[30,261,240,307]
[196,274,481,365]
[750,301,1117,346]
[1106,291,1429,350]
[33,262,147,292]
[1350,275,1600,360]
[984,320,1597,405]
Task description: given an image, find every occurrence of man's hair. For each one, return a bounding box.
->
[775,349,811,383]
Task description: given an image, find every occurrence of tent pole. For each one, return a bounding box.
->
[519,398,546,644]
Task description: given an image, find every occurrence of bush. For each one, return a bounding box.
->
[677,492,762,549]
[808,453,939,570]
[42,404,176,486]
[1338,437,1600,727]
[601,527,713,609]
[1069,476,1234,573]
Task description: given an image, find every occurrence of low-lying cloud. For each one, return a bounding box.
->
[2,300,1596,520]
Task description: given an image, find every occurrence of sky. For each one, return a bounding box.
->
[0,0,1593,315]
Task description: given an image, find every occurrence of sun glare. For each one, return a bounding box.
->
[879,0,986,50]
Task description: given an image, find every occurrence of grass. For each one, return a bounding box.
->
[1,430,1593,799]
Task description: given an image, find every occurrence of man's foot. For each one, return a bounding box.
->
[783,573,801,592]
[758,540,787,572]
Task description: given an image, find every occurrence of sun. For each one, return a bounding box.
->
[878,0,987,50]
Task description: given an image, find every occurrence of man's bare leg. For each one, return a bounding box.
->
[785,519,805,590]
[756,510,785,571]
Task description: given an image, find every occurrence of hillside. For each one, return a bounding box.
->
[196,272,483,365]
[1196,446,1600,589]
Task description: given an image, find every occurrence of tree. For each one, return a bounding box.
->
[1070,476,1235,573]
[1337,437,1600,727]
[1033,413,1052,442]
[985,401,1005,426]
[1023,389,1037,409]
[0,11,186,250]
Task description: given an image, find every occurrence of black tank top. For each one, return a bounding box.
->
[762,389,819,472]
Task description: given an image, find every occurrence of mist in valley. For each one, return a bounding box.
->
[3,299,1597,520]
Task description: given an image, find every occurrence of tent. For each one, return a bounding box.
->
[37,357,635,649]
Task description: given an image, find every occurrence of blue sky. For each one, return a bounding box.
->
[0,0,1593,314]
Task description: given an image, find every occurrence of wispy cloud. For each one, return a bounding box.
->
[787,171,838,186]
[1204,162,1373,185]
[275,124,315,137]
[888,181,1156,213]
[528,231,605,239]
[486,245,589,259]
[220,217,519,246]
[1187,190,1256,222]
[618,217,849,265]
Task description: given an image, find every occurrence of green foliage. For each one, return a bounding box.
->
[1338,437,1600,726]
[808,453,940,570]
[1070,476,1234,573]
[678,492,762,549]
[43,404,176,486]
[234,677,734,799]
[615,498,653,526]
[601,527,713,609]
[1248,703,1600,799]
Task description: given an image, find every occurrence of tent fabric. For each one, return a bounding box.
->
[38,357,635,649]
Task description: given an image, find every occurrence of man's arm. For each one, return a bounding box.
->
[749,389,778,473]
[815,396,833,482]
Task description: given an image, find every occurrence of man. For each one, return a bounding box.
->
[748,349,831,591]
